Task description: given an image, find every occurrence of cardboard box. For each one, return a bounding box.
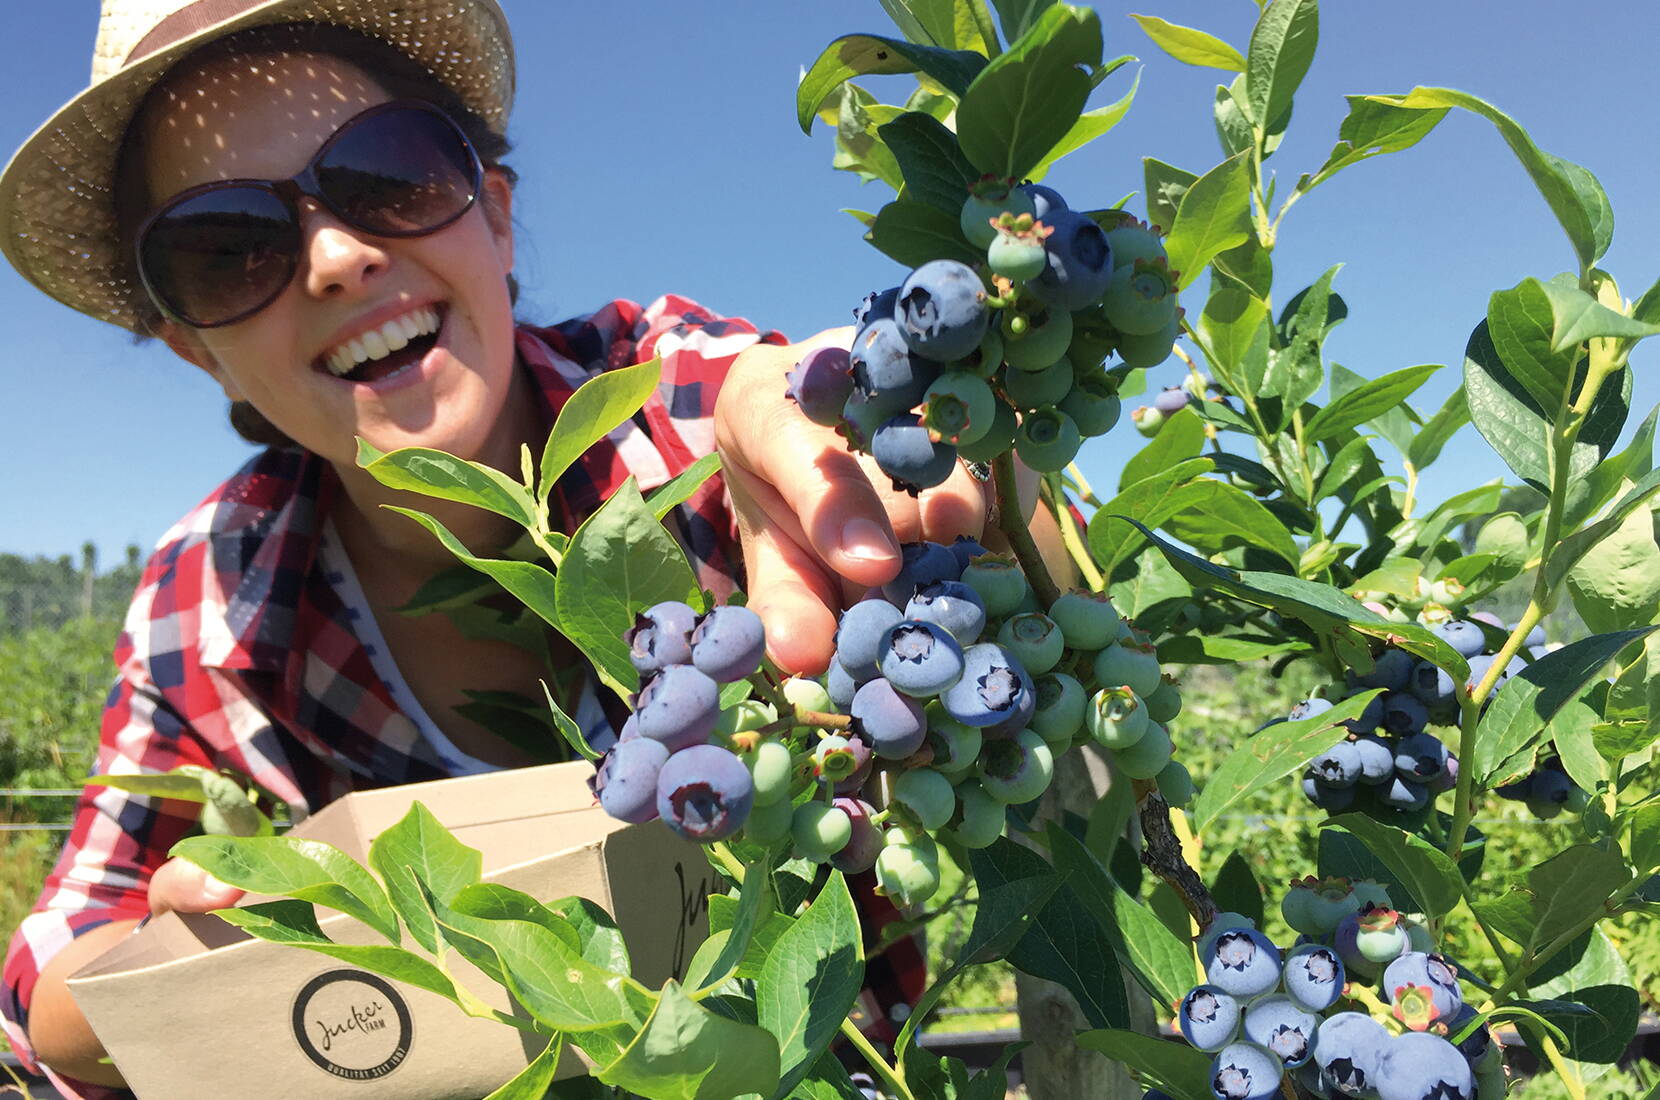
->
[67,761,718,1099]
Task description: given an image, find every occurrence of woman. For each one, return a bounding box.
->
[0,1,1009,1094]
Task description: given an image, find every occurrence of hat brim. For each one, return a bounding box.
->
[0,0,514,331]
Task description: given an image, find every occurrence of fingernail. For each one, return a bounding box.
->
[839,517,897,562]
[204,873,240,899]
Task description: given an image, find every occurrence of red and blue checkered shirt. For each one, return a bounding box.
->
[2,296,818,1098]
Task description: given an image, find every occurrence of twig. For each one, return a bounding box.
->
[1134,781,1216,928]
[992,452,1061,610]
[840,1017,918,1100]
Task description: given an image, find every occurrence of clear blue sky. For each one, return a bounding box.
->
[3,2,1657,561]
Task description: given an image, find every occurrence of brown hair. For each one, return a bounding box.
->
[112,21,519,447]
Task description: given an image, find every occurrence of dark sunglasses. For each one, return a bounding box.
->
[135,99,483,328]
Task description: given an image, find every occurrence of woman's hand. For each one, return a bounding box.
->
[148,857,244,916]
[715,328,992,674]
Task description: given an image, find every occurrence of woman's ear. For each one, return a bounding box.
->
[158,321,246,402]
[481,166,515,274]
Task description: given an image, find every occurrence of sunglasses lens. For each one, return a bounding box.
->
[140,186,299,327]
[318,105,478,235]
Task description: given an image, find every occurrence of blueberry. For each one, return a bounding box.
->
[987,219,1051,281]
[1463,654,1510,695]
[1375,1033,1474,1100]
[875,826,941,907]
[829,797,884,874]
[826,659,861,709]
[955,398,1020,463]
[1157,760,1196,807]
[785,345,855,427]
[1444,1004,1491,1065]
[1002,304,1075,371]
[1094,641,1163,698]
[873,413,959,492]
[1087,684,1149,749]
[1382,952,1462,1025]
[1004,357,1074,409]
[906,580,987,646]
[625,600,699,674]
[1105,219,1166,270]
[959,554,1030,617]
[1029,673,1087,745]
[961,185,1037,248]
[1244,995,1319,1067]
[1289,697,1335,722]
[923,704,982,775]
[941,643,1034,728]
[1340,692,1385,735]
[1196,913,1258,958]
[1179,984,1242,1052]
[997,612,1066,676]
[1282,944,1345,1012]
[1116,717,1173,779]
[879,620,967,698]
[892,767,956,829]
[919,371,999,445]
[1355,648,1417,691]
[828,734,876,796]
[850,677,929,758]
[1014,407,1083,472]
[1028,208,1115,311]
[1153,385,1192,414]
[881,541,962,605]
[1338,906,1408,966]
[655,744,755,842]
[976,728,1054,804]
[1117,312,1180,369]
[1435,620,1486,659]
[837,390,891,451]
[1381,692,1430,736]
[741,739,794,806]
[947,535,989,573]
[1394,732,1449,782]
[1524,624,1547,650]
[1302,775,1357,813]
[850,317,939,416]
[792,801,853,861]
[947,780,1007,849]
[1059,379,1122,437]
[1281,877,1361,936]
[689,604,766,683]
[1408,660,1455,709]
[897,259,991,362]
[812,734,868,788]
[835,598,907,679]
[741,796,793,846]
[594,737,670,824]
[1017,182,1067,221]
[634,664,721,752]
[1204,928,1283,998]
[1210,1041,1284,1100]
[1352,735,1396,785]
[853,286,900,330]
[1309,741,1362,788]
[1313,1012,1389,1098]
[1379,774,1430,811]
[1145,677,1183,724]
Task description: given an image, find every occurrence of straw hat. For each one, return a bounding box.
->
[0,0,515,332]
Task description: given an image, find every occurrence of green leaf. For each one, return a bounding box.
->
[554,478,701,699]
[1325,814,1464,919]
[599,981,781,1100]
[1244,0,1318,132]
[1163,152,1253,288]
[879,111,981,215]
[546,895,632,973]
[1368,88,1612,269]
[794,1050,870,1100]
[213,900,461,1001]
[1303,363,1442,443]
[383,506,561,630]
[1208,851,1264,928]
[690,860,775,993]
[1029,69,1140,180]
[541,681,601,763]
[829,84,906,191]
[1533,276,1660,351]
[84,765,216,802]
[1524,930,1640,1065]
[1306,95,1445,189]
[1564,404,1657,530]
[481,1036,564,1100]
[1086,458,1215,575]
[1568,502,1660,633]
[867,199,986,268]
[1162,477,1301,566]
[757,872,864,1098]
[797,35,987,133]
[355,439,536,528]
[450,884,582,952]
[989,0,1054,44]
[1472,846,1632,955]
[1197,284,1271,387]
[1129,14,1244,71]
[1075,1029,1213,1100]
[1120,408,1206,490]
[1213,79,1254,159]
[1473,627,1660,784]
[1406,384,1470,469]
[880,0,997,52]
[1006,856,1129,1030]
[1143,157,1199,235]
[1487,278,1581,411]
[367,801,483,954]
[645,453,723,520]
[538,358,662,502]
[1314,435,1379,503]
[1049,816,1195,1008]
[956,4,1103,179]
[1192,691,1382,831]
[171,835,401,943]
[1547,468,1660,593]
[1107,550,1194,625]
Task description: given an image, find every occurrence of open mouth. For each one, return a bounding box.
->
[317,304,445,385]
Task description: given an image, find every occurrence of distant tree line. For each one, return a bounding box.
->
[0,543,145,637]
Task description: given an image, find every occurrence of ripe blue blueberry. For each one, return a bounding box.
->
[906,580,988,646]
[850,677,929,758]
[898,259,991,363]
[947,535,989,573]
[826,658,862,709]
[1017,182,1067,221]
[1374,1033,1474,1100]
[1314,1012,1389,1098]
[1382,952,1462,1025]
[1340,692,1386,735]
[1179,984,1241,1052]
[594,737,670,824]
[941,643,1034,728]
[1243,995,1319,1067]
[874,414,960,492]
[1408,660,1456,709]
[853,287,899,331]
[882,541,962,605]
[1302,775,1357,813]
[851,317,939,416]
[1355,648,1417,691]
[1394,732,1449,783]
[1379,775,1430,811]
[655,744,755,842]
[1381,692,1430,736]
[1282,944,1345,1012]
[634,664,721,752]
[1289,697,1335,722]
[879,620,967,697]
[1435,620,1486,659]
[1309,741,1362,788]
[690,605,767,683]
[1352,735,1397,785]
[1204,928,1283,998]
[625,601,699,674]
[785,345,855,427]
[1028,208,1115,311]
[1445,1004,1491,1064]
[835,598,907,679]
[1210,1041,1284,1100]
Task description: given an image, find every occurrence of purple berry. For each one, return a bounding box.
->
[785,345,855,427]
[1435,621,1485,659]
[879,620,966,697]
[1382,952,1462,1025]
[941,643,1034,729]
[835,598,907,679]
[897,259,991,362]
[634,664,720,752]
[1152,385,1191,414]
[850,678,928,758]
[905,580,988,646]
[655,744,754,842]
[829,797,883,874]
[1180,985,1242,1052]
[881,541,962,605]
[1028,208,1115,311]
[690,605,767,683]
[1210,1041,1283,1100]
[625,600,698,674]
[873,414,959,492]
[594,737,669,823]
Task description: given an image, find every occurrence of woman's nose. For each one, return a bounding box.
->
[299,201,390,301]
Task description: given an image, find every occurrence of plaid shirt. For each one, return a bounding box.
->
[2,296,791,1098]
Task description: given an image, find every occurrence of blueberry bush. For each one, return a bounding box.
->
[103,2,1660,1097]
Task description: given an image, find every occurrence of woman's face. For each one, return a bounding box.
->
[140,50,521,468]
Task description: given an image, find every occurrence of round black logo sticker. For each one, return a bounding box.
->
[291,969,412,1080]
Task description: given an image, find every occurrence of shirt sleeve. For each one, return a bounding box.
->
[1,638,216,1098]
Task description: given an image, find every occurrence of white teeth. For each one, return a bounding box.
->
[322,305,443,376]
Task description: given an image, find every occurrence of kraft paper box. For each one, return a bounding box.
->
[67,761,717,1099]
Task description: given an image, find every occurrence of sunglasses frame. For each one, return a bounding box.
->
[134,98,484,329]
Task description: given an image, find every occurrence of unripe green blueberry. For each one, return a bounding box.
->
[812,735,864,786]
[924,703,984,775]
[996,612,1065,675]
[1131,405,1165,436]
[1102,257,1179,335]
[977,729,1054,804]
[1353,907,1408,963]
[1002,358,1073,410]
[948,781,1006,849]
[1059,380,1121,438]
[1002,307,1074,371]
[960,186,1035,249]
[987,225,1049,281]
[742,795,794,846]
[1014,407,1082,472]
[1029,673,1086,745]
[792,801,853,861]
[1144,676,1183,724]
[875,827,942,907]
[781,677,832,716]
[960,554,1031,617]
[1156,759,1194,807]
[1047,589,1122,651]
[954,399,1018,464]
[892,767,956,830]
[1094,641,1162,698]
[955,325,1005,379]
[1116,313,1180,369]
[1349,880,1393,911]
[1104,221,1166,271]
[1404,918,1434,954]
[920,372,999,446]
[745,740,795,806]
[715,699,776,738]
[1086,684,1148,749]
[1112,719,1172,779]
[1281,876,1360,936]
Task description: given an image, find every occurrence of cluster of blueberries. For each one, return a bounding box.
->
[1173,878,1501,1100]
[592,538,1188,911]
[1293,615,1577,821]
[785,177,1183,493]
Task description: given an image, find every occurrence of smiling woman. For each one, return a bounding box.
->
[0,2,1008,1096]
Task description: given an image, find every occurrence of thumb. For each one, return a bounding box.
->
[150,857,244,916]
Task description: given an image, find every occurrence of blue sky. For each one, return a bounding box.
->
[2,2,1656,560]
